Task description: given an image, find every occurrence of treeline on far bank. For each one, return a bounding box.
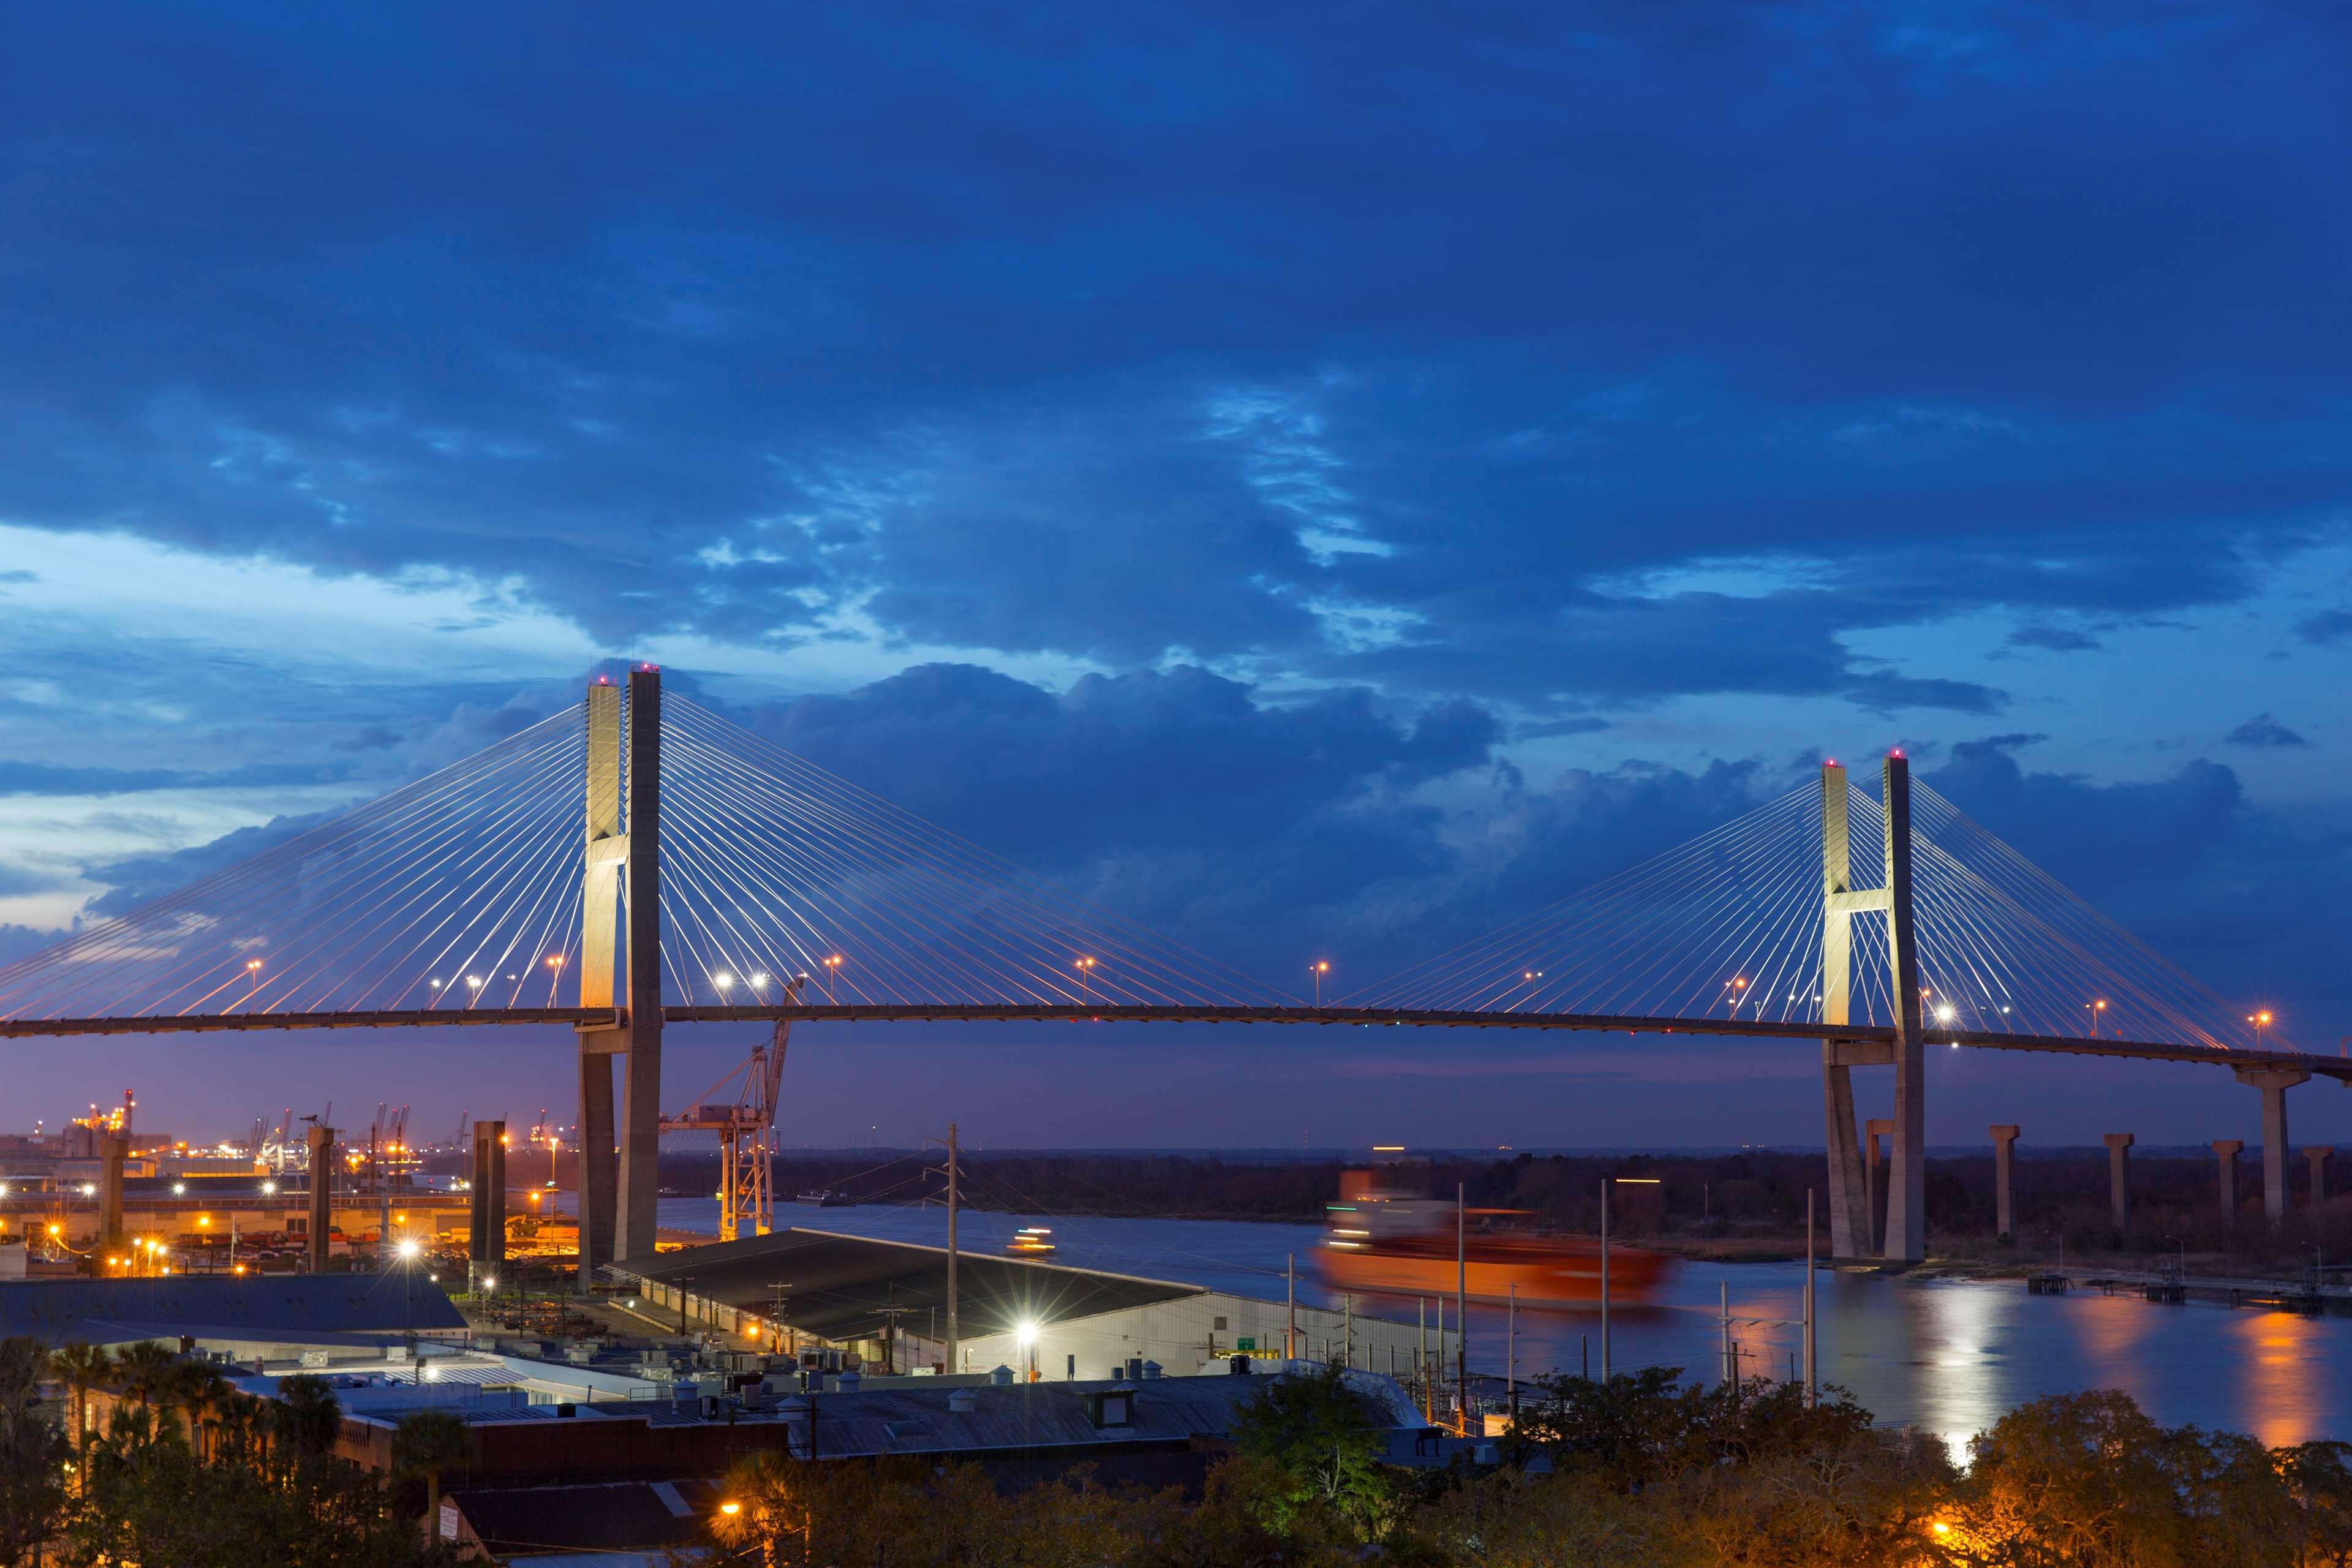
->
[657,1147,2352,1267]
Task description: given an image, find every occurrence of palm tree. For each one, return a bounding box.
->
[391,1409,478,1546]
[110,1341,178,1442]
[173,1363,232,1460]
[46,1343,114,1474]
[272,1374,343,1468]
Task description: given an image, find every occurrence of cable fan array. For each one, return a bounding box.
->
[654,696,1297,1011]
[1346,774,2272,1054]
[0,707,588,1022]
[1902,782,2271,1052]
[1341,784,1834,1023]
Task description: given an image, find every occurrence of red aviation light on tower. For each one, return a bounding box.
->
[1889,747,1905,759]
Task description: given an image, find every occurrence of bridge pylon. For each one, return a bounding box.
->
[577,666,666,1278]
[1819,755,1926,1262]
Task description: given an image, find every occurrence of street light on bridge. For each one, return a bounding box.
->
[823,955,843,1002]
[2248,1009,2275,1045]
[1075,956,1096,1005]
[1310,960,1330,1006]
[2084,998,2108,1038]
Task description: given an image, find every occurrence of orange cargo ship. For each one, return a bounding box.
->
[1317,1170,1673,1306]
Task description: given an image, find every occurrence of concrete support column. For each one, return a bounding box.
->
[1880,755,1927,1264]
[304,1123,334,1273]
[1817,763,1869,1258]
[2308,1147,2334,1209]
[98,1134,127,1255]
[1989,1125,2020,1238]
[614,666,665,1264]
[2103,1133,2135,1232]
[1822,1055,1868,1257]
[469,1120,507,1292]
[2237,1068,2310,1226]
[576,676,625,1284]
[2212,1140,2243,1228]
[1864,1117,1893,1255]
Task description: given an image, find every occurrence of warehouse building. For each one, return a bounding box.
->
[603,1228,1432,1382]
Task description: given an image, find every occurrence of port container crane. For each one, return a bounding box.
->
[661,976,802,1241]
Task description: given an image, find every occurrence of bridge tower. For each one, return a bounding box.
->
[1819,755,1926,1262]
[578,666,666,1278]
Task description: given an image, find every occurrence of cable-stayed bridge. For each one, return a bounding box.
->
[0,668,2337,1266]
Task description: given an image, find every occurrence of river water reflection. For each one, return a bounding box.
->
[633,1197,2345,1452]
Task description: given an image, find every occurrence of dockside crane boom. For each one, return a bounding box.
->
[660,976,802,1240]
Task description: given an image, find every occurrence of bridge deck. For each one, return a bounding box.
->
[2,1004,2344,1080]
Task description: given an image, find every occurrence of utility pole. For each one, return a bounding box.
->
[1419,1298,1429,1422]
[1455,1182,1468,1434]
[925,1123,960,1372]
[1286,1254,1297,1360]
[1506,1282,1517,1414]
[1599,1178,1611,1381]
[1804,1189,1817,1406]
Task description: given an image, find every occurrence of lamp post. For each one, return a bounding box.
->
[1310,961,1330,1006]
[2084,999,2107,1038]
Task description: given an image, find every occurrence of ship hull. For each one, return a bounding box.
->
[1319,1243,1673,1306]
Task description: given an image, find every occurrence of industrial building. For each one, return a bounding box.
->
[603,1228,1434,1382]
[0,1273,468,1350]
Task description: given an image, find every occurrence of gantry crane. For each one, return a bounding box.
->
[661,978,801,1240]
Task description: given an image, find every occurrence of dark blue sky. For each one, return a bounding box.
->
[2,3,2348,1148]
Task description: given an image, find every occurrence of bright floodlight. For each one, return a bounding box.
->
[715,973,733,990]
[172,1182,186,1196]
[396,1238,421,1259]
[1016,1320,1038,1347]
[1934,1005,1956,1023]
[262,1181,276,1196]
[483,1275,498,1291]
[80,1183,95,1197]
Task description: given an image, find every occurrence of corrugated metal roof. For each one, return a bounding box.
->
[610,1228,1199,1343]
[372,1371,1353,1458]
[0,1274,467,1342]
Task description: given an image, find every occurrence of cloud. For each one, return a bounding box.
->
[0,761,358,798]
[2225,714,2307,748]
[2297,610,2352,646]
[2005,625,2102,653]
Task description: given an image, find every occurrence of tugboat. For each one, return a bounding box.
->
[794,1189,853,1208]
[1317,1169,1673,1305]
[1006,1226,1057,1256]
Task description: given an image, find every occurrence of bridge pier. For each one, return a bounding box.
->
[1864,1117,1893,1254]
[1880,755,1926,1264]
[1817,759,1924,1259]
[578,667,667,1281]
[2213,1139,2243,1227]
[2308,1146,2334,1208]
[2104,1133,2134,1232]
[99,1134,127,1256]
[2236,1067,2309,1225]
[305,1122,334,1274]
[1989,1125,2019,1238]
[469,1120,506,1293]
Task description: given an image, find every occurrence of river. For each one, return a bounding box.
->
[590,1194,2348,1454]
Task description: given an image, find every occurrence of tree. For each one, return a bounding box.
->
[111,1340,178,1424]
[1954,1390,2198,1564]
[274,1374,345,1465]
[0,1336,69,1568]
[1229,1362,1395,1541]
[46,1342,113,1472]
[390,1410,478,1547]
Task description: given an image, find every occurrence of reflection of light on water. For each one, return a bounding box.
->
[1909,1278,2003,1463]
[2228,1313,2324,1447]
